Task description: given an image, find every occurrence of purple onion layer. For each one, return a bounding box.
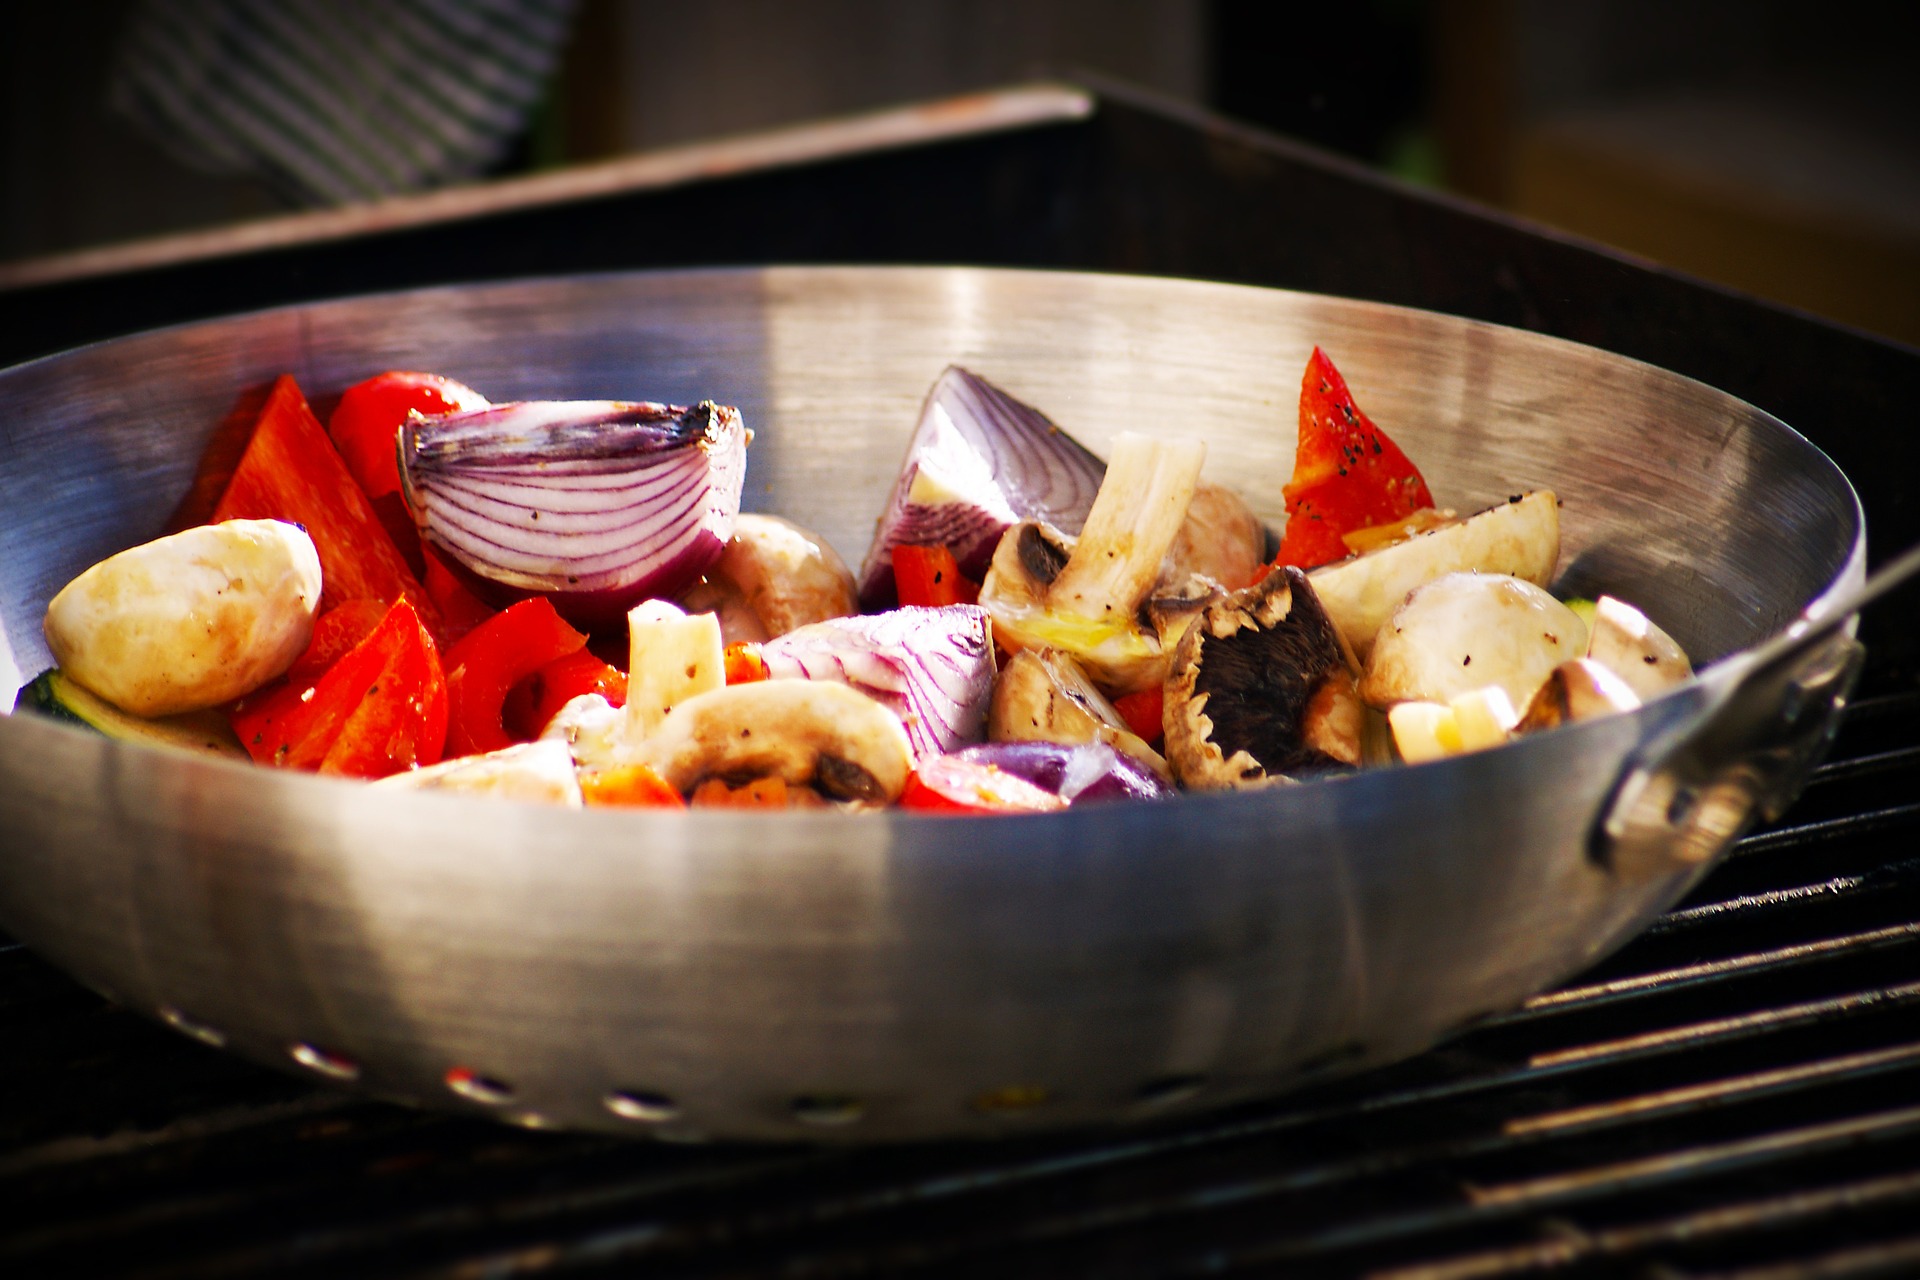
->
[856,366,1105,610]
[950,741,1173,805]
[401,399,747,627]
[760,605,995,760]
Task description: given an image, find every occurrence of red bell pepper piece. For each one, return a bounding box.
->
[900,755,1069,815]
[422,544,500,646]
[229,597,447,778]
[444,598,589,757]
[287,599,389,681]
[504,647,629,740]
[329,371,489,500]
[328,372,490,575]
[723,642,769,685]
[581,763,685,808]
[211,374,444,641]
[892,544,980,608]
[1273,348,1435,570]
[1111,686,1166,748]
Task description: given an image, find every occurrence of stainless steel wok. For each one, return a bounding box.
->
[0,267,1867,1142]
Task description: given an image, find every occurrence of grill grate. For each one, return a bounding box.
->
[4,689,1920,1277]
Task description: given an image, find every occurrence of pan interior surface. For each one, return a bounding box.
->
[0,268,1863,1141]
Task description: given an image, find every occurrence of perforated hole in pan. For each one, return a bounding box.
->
[156,1005,227,1048]
[288,1042,360,1082]
[1135,1073,1209,1107]
[789,1095,865,1126]
[443,1067,515,1106]
[604,1090,680,1123]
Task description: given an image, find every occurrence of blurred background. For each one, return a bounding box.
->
[5,0,1917,344]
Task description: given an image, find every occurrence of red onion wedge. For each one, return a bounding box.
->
[950,741,1173,805]
[400,400,748,627]
[760,605,995,761]
[857,367,1106,610]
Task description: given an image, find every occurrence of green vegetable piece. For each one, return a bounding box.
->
[16,669,248,759]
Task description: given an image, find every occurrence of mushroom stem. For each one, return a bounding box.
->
[1047,433,1206,620]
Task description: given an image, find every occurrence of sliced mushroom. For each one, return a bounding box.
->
[1514,658,1643,733]
[1586,595,1692,700]
[638,680,913,804]
[1360,571,1587,711]
[1311,490,1560,662]
[375,739,584,806]
[979,432,1205,693]
[988,649,1170,780]
[1163,566,1363,790]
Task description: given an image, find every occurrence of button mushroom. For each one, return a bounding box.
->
[43,519,322,717]
[1160,480,1268,592]
[682,513,858,641]
[1163,566,1366,790]
[1311,490,1561,663]
[1360,571,1587,712]
[979,432,1206,694]
[1585,595,1692,700]
[1513,657,1644,733]
[637,680,913,805]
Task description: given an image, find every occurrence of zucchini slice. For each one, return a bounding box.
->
[16,669,248,760]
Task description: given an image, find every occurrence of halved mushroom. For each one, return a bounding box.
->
[1586,595,1692,700]
[1360,571,1587,711]
[1311,490,1560,662]
[1514,658,1643,733]
[374,738,584,806]
[979,432,1206,694]
[638,680,913,805]
[1163,566,1364,790]
[989,648,1170,780]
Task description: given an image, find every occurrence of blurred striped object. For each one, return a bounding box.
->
[108,0,578,206]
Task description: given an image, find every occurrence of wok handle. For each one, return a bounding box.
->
[1592,542,1920,880]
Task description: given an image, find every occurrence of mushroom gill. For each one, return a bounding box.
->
[1165,566,1364,790]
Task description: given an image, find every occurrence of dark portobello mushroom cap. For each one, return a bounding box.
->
[1163,566,1365,790]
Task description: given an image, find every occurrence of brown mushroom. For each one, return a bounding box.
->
[1164,566,1365,790]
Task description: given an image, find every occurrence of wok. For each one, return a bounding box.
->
[0,267,1868,1142]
